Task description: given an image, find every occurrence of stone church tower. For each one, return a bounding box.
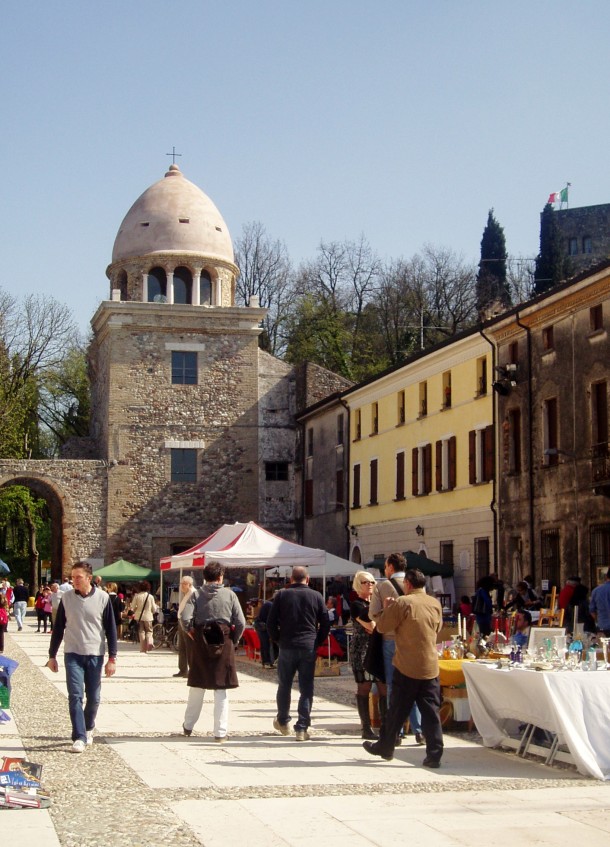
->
[89,164,288,566]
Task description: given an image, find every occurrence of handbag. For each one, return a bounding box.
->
[364,628,385,682]
[197,620,226,658]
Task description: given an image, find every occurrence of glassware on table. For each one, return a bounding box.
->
[601,637,610,669]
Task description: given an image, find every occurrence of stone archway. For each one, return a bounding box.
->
[0,475,67,584]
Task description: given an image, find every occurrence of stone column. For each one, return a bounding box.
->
[192,270,201,306]
[167,270,174,304]
[142,272,149,303]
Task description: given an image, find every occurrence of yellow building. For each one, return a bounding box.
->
[345,329,495,596]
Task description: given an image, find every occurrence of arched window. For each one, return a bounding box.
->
[173,266,192,304]
[117,271,128,301]
[200,270,212,305]
[148,267,167,302]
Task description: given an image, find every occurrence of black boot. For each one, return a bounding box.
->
[356,695,377,740]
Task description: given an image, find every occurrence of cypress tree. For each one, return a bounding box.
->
[534,203,571,293]
[476,209,510,317]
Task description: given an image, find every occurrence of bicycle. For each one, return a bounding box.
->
[152,617,180,651]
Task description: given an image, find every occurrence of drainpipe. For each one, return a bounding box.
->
[479,326,499,573]
[515,311,535,580]
[339,396,352,559]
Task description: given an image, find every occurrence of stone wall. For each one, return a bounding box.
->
[0,459,107,576]
[555,204,610,274]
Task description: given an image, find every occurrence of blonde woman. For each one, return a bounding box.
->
[129,580,156,652]
[350,571,385,739]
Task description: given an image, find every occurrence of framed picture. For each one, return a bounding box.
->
[596,566,608,586]
[527,627,566,653]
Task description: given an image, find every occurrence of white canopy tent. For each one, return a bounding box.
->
[158,521,360,601]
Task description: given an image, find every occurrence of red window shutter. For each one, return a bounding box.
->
[469,430,476,484]
[412,447,419,496]
[435,440,443,491]
[370,459,378,504]
[353,465,361,508]
[484,424,495,482]
[396,451,405,500]
[448,435,457,490]
[424,443,432,494]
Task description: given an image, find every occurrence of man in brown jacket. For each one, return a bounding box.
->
[363,568,443,768]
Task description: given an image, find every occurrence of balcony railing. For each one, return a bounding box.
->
[592,442,610,487]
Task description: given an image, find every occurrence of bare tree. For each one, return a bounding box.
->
[234,222,294,356]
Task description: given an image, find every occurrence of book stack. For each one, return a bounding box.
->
[0,757,51,809]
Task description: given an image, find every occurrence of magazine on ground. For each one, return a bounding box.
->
[0,758,43,781]
[0,757,49,809]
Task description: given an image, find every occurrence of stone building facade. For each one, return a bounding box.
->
[555,203,610,275]
[0,165,347,577]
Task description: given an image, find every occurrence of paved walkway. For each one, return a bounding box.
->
[1,617,609,846]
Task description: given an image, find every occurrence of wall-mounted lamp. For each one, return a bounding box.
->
[350,525,358,537]
[415,524,424,536]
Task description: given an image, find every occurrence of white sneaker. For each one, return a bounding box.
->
[295,729,311,742]
[86,731,94,746]
[72,739,86,753]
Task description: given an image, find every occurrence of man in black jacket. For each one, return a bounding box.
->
[267,566,330,741]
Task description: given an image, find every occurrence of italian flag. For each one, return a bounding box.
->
[548,187,569,204]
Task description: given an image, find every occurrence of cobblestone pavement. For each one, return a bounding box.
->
[2,623,610,847]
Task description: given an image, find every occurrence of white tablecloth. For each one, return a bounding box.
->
[462,661,610,780]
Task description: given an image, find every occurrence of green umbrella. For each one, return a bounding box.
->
[92,559,157,582]
[403,550,453,577]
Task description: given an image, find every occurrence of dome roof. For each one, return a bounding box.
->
[111,165,234,264]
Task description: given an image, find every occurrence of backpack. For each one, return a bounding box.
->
[0,608,8,625]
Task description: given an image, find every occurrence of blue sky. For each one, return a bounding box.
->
[3,1,609,333]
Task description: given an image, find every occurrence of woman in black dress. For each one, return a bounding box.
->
[349,571,383,740]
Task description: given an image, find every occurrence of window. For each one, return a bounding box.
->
[397,390,406,424]
[442,371,452,408]
[171,448,197,482]
[542,325,554,351]
[583,236,592,254]
[419,381,428,417]
[337,413,344,446]
[591,381,608,453]
[265,462,289,481]
[307,428,313,457]
[543,397,558,466]
[440,541,454,569]
[354,409,362,441]
[148,267,167,302]
[435,436,456,491]
[474,537,490,584]
[371,402,379,435]
[173,266,192,304]
[590,304,604,332]
[200,270,212,305]
[568,237,578,256]
[395,451,405,500]
[509,341,519,365]
[476,357,488,396]
[335,469,345,509]
[171,351,197,385]
[352,464,361,509]
[412,443,432,496]
[507,408,522,473]
[590,524,610,587]
[304,479,313,517]
[369,459,378,505]
[469,426,494,483]
[540,528,560,588]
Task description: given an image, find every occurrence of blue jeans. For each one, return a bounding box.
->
[276,646,316,730]
[13,601,27,629]
[382,638,422,734]
[65,653,104,742]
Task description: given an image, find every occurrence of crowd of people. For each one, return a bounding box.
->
[2,561,610,766]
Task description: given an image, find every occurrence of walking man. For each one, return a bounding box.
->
[267,566,330,741]
[363,568,444,768]
[174,575,195,678]
[369,553,424,745]
[46,562,117,753]
[590,567,610,636]
[12,579,29,631]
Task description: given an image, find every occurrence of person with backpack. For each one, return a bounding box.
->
[0,595,9,652]
[179,561,245,742]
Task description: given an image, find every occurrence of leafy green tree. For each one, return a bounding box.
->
[38,341,91,453]
[477,209,510,316]
[534,204,572,294]
[0,485,50,588]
